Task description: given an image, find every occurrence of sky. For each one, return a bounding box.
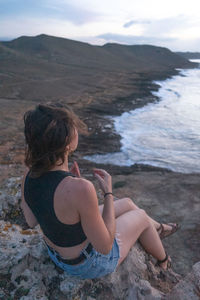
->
[0,0,200,51]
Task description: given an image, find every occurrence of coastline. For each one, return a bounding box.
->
[76,68,181,172]
[0,66,200,279]
[0,68,181,181]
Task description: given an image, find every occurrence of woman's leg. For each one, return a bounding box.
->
[99,198,160,228]
[115,209,169,269]
[99,198,174,232]
[99,198,136,218]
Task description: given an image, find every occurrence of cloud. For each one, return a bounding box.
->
[123,15,193,37]
[42,0,101,25]
[1,1,200,51]
[0,17,79,41]
[142,15,192,37]
[96,32,200,51]
[0,0,100,25]
[124,20,135,28]
[124,19,151,28]
[97,33,176,45]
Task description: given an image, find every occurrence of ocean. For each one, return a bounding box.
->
[85,59,200,173]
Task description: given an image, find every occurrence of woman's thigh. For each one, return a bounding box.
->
[115,209,149,266]
[99,198,138,218]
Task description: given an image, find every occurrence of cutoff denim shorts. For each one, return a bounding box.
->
[46,238,120,279]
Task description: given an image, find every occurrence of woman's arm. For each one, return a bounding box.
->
[75,175,115,255]
[20,170,38,228]
[93,168,115,245]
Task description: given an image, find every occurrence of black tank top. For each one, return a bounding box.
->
[24,170,87,247]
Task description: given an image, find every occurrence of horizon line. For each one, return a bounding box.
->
[1,33,200,53]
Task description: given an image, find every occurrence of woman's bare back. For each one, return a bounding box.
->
[44,176,90,259]
[21,173,89,260]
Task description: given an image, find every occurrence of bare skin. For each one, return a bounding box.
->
[21,128,171,270]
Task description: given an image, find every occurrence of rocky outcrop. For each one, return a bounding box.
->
[167,262,200,300]
[0,177,200,299]
[1,218,200,299]
[0,176,21,219]
[0,219,176,299]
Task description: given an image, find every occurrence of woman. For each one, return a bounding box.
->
[20,103,178,279]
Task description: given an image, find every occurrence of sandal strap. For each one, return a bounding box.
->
[158,223,179,240]
[157,223,164,234]
[157,253,168,265]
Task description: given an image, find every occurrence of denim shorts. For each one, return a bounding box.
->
[46,238,120,279]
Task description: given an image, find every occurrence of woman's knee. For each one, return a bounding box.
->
[137,209,149,225]
[123,197,138,211]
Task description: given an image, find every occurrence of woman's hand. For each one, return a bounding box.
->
[93,168,112,194]
[70,161,81,177]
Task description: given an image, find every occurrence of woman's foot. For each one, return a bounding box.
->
[157,253,172,270]
[157,223,179,240]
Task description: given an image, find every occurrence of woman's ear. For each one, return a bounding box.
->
[65,145,70,153]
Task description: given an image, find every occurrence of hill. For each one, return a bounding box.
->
[0,34,198,168]
[176,51,200,59]
[2,34,195,72]
[0,34,196,104]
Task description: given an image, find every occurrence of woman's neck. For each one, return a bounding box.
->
[50,158,69,172]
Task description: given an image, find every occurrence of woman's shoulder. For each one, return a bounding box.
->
[62,176,97,205]
[68,178,98,216]
[64,175,95,192]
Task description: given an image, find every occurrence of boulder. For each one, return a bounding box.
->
[166,262,200,300]
[0,176,21,218]
[0,219,182,300]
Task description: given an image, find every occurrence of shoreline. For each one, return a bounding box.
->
[78,64,200,175]
[0,67,196,181]
[76,68,182,174]
[0,68,185,186]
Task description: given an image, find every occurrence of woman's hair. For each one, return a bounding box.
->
[24,103,88,177]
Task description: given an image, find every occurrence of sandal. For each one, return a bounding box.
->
[156,253,171,270]
[157,223,179,240]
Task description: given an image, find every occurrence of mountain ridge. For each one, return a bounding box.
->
[0,33,197,105]
[176,51,200,59]
[2,34,195,71]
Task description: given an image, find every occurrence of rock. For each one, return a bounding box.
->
[29,240,47,259]
[0,219,182,299]
[0,221,41,274]
[57,259,166,300]
[0,176,22,218]
[0,288,5,298]
[0,222,199,299]
[0,200,199,299]
[20,295,48,300]
[127,280,164,300]
[166,262,200,300]
[60,276,86,297]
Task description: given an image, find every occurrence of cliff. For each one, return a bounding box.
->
[0,34,197,104]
